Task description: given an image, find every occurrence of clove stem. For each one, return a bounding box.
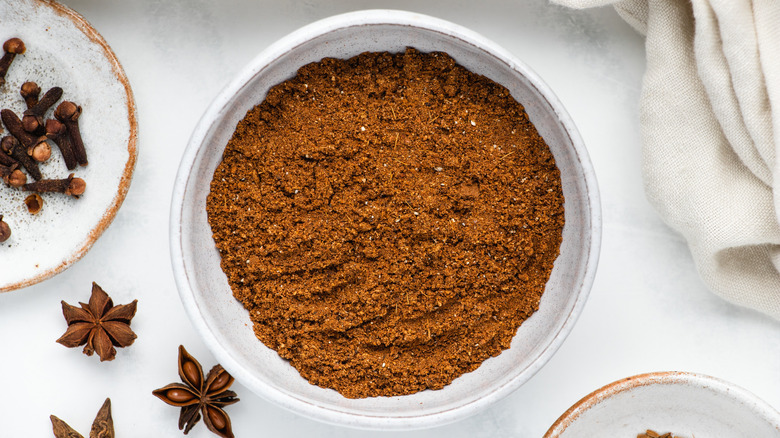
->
[54,101,87,166]
[23,173,85,197]
[45,119,77,170]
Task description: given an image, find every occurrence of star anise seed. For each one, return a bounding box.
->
[51,398,114,438]
[153,345,239,438]
[56,282,138,361]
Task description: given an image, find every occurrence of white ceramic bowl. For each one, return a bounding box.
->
[171,10,600,430]
[545,372,780,437]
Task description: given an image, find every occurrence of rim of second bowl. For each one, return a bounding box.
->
[544,371,780,437]
[170,9,602,430]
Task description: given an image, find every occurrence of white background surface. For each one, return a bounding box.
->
[0,1,778,437]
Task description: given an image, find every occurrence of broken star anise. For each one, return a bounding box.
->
[51,397,114,438]
[153,345,239,438]
[56,282,138,361]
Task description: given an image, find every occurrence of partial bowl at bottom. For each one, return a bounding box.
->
[545,371,780,438]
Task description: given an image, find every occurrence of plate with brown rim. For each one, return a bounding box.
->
[544,371,780,438]
[0,0,137,292]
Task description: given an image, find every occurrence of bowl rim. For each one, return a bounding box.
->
[543,371,780,437]
[170,9,602,430]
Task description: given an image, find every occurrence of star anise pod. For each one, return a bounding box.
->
[56,282,138,361]
[153,345,239,438]
[51,398,114,438]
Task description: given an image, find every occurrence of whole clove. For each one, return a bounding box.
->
[23,173,85,197]
[0,38,25,87]
[0,215,10,242]
[23,86,62,137]
[54,101,87,166]
[20,81,40,109]
[0,135,40,180]
[23,86,62,118]
[0,163,26,187]
[1,108,37,146]
[24,193,42,214]
[44,119,77,170]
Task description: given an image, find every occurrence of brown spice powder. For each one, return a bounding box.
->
[638,430,684,438]
[206,48,565,398]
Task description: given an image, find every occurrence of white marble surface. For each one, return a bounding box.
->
[0,1,778,437]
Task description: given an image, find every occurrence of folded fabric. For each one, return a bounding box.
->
[552,0,780,319]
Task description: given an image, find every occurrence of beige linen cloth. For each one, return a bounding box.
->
[552,0,780,319]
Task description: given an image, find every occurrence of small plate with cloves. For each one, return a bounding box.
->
[0,0,137,292]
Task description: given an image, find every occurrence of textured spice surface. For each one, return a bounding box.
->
[207,49,565,398]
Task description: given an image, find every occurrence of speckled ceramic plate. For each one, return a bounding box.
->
[545,372,780,438]
[0,0,137,292]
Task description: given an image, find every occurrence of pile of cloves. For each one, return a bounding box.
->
[0,37,90,242]
[1,87,89,191]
